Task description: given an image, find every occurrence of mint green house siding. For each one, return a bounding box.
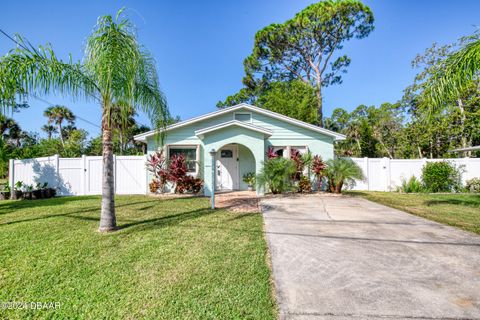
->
[137,104,344,196]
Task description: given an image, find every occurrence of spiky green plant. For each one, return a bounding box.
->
[325,158,364,193]
[256,157,296,194]
[0,9,168,231]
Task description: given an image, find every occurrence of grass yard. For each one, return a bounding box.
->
[350,191,480,235]
[0,196,276,319]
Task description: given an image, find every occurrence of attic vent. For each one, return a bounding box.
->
[234,113,251,122]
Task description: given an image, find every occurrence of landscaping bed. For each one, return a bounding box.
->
[0,196,276,319]
[350,191,480,235]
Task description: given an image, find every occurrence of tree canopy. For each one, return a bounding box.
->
[218,0,374,126]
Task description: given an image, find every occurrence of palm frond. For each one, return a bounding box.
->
[426,38,480,108]
[84,10,169,138]
[0,36,100,106]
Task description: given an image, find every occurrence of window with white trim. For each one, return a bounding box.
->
[272,146,286,158]
[168,146,198,173]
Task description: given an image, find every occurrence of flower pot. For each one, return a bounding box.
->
[247,185,253,191]
[11,190,23,200]
[0,191,10,200]
[32,189,42,200]
[23,191,32,200]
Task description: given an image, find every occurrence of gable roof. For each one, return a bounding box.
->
[134,103,346,141]
[195,120,273,139]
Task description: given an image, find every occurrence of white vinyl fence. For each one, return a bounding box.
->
[9,155,148,196]
[350,157,480,191]
[8,155,480,195]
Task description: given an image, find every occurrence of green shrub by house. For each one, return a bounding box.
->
[257,157,296,194]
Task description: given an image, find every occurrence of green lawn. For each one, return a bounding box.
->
[350,191,480,235]
[0,196,276,319]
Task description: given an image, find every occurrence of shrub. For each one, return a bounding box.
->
[256,157,296,194]
[466,178,480,193]
[421,161,463,192]
[175,176,203,194]
[297,175,312,193]
[325,158,364,193]
[399,175,424,193]
[149,179,161,193]
[147,151,203,194]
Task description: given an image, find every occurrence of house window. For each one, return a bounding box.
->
[168,146,197,173]
[234,112,251,122]
[272,146,286,158]
[291,146,307,155]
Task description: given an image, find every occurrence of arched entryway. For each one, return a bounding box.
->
[215,143,256,191]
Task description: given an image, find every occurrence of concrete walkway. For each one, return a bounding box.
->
[261,195,480,320]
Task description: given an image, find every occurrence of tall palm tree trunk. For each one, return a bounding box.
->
[99,105,116,232]
[58,122,64,146]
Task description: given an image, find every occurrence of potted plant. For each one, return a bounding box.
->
[11,181,23,200]
[242,172,256,191]
[23,184,33,200]
[32,183,43,200]
[0,182,10,200]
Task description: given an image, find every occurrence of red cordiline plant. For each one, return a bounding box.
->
[146,151,203,194]
[290,148,304,181]
[146,150,167,193]
[312,155,327,190]
[266,146,278,160]
[166,154,203,194]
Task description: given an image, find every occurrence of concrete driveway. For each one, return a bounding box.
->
[261,195,480,320]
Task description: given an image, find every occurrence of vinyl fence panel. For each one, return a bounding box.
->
[10,154,148,196]
[351,157,480,191]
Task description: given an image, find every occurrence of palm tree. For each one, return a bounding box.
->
[325,158,364,193]
[41,124,58,139]
[44,105,75,145]
[426,34,480,108]
[0,9,168,232]
[0,114,16,136]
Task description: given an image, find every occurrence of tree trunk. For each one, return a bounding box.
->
[58,123,64,146]
[99,105,117,232]
[315,86,323,127]
[334,180,343,194]
[328,178,335,193]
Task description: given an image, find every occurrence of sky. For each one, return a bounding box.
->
[1,0,480,138]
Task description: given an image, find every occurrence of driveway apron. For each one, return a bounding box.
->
[261,195,480,320]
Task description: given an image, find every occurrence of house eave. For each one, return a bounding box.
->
[133,103,346,142]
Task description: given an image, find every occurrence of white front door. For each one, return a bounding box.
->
[215,145,238,190]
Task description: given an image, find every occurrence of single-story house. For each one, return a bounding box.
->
[134,103,345,196]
